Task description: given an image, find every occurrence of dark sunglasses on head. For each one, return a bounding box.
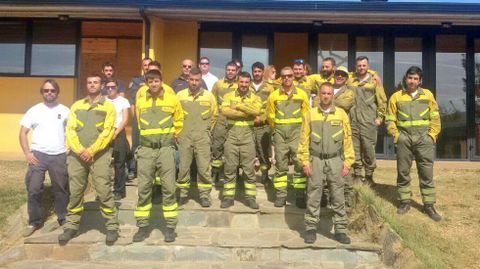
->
[42,88,57,93]
[294,58,305,65]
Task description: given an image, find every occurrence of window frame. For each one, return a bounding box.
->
[0,18,80,78]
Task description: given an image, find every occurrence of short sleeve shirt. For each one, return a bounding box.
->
[20,103,69,155]
[107,96,131,128]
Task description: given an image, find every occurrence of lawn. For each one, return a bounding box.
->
[356,164,480,269]
[0,161,28,230]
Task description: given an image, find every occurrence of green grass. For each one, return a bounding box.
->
[0,161,28,229]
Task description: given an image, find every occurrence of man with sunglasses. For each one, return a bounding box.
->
[267,67,310,208]
[198,56,218,91]
[19,80,70,237]
[171,59,207,93]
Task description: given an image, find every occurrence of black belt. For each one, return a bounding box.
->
[313,150,341,159]
[140,141,162,149]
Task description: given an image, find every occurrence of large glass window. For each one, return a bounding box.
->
[356,36,384,78]
[436,35,467,159]
[31,21,76,76]
[474,39,480,157]
[318,33,348,70]
[0,22,26,73]
[394,37,422,89]
[241,34,269,72]
[200,32,232,78]
[356,36,385,154]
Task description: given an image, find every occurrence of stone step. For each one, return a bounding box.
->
[4,259,388,269]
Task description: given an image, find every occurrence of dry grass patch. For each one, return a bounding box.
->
[356,165,480,269]
[0,161,28,229]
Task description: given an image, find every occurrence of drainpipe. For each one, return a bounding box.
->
[140,6,150,58]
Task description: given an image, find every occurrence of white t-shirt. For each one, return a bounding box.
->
[252,81,262,92]
[202,72,219,92]
[107,96,131,128]
[20,103,69,155]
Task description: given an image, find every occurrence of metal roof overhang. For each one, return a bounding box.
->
[1,1,480,26]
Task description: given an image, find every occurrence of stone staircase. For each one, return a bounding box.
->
[2,178,386,269]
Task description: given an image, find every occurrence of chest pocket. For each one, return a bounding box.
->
[199,100,212,120]
[330,120,343,143]
[139,106,173,130]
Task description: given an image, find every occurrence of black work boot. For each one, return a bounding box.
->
[199,197,211,208]
[245,198,259,209]
[178,196,188,206]
[220,198,234,208]
[296,196,306,209]
[397,201,411,215]
[304,229,317,244]
[58,228,78,245]
[364,175,375,185]
[132,226,150,242]
[423,204,442,222]
[274,197,286,207]
[105,230,119,245]
[334,233,351,244]
[164,228,176,242]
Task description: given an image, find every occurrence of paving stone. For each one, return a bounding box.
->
[173,246,231,261]
[24,244,54,259]
[178,211,207,227]
[123,245,171,261]
[232,248,258,261]
[51,245,90,261]
[206,212,231,227]
[258,248,280,261]
[231,214,259,228]
[0,246,25,266]
[89,245,125,261]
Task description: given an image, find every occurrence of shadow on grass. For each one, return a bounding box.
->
[370,183,424,213]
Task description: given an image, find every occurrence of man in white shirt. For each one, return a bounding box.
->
[19,79,70,237]
[199,56,218,91]
[105,78,131,200]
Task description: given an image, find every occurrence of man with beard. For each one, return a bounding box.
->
[292,59,317,97]
[171,59,207,93]
[211,61,239,183]
[20,79,70,237]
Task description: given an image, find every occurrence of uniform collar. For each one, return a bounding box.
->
[83,95,106,105]
[235,89,251,98]
[294,76,307,84]
[317,104,336,114]
[281,86,297,95]
[401,86,425,96]
[146,88,165,99]
[223,77,237,85]
[189,88,205,97]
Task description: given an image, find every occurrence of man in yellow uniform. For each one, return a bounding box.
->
[386,66,442,221]
[292,59,317,97]
[309,57,336,93]
[250,62,274,182]
[211,61,239,183]
[298,82,354,244]
[176,68,218,207]
[132,70,184,243]
[267,67,310,208]
[348,56,387,184]
[59,74,118,245]
[221,72,262,209]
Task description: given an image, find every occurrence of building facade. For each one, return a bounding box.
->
[1,0,480,160]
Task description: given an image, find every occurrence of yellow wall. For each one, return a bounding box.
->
[146,18,198,84]
[0,77,76,156]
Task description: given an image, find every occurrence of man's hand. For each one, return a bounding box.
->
[230,103,237,110]
[374,118,382,127]
[25,152,39,166]
[80,150,93,163]
[303,164,312,177]
[341,164,350,177]
[254,116,263,125]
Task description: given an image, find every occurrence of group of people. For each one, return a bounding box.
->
[19,54,442,247]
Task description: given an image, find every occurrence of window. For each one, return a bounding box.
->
[31,21,76,76]
[200,32,232,78]
[318,33,348,69]
[473,39,480,157]
[436,35,467,159]
[394,37,422,88]
[241,34,269,72]
[0,22,26,73]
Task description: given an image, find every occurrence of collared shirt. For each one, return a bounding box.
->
[171,75,208,93]
[176,87,218,132]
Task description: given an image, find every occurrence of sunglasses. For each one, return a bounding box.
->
[335,73,348,77]
[294,59,305,65]
[281,74,294,79]
[183,65,192,68]
[199,62,209,65]
[106,86,117,90]
[42,88,57,93]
